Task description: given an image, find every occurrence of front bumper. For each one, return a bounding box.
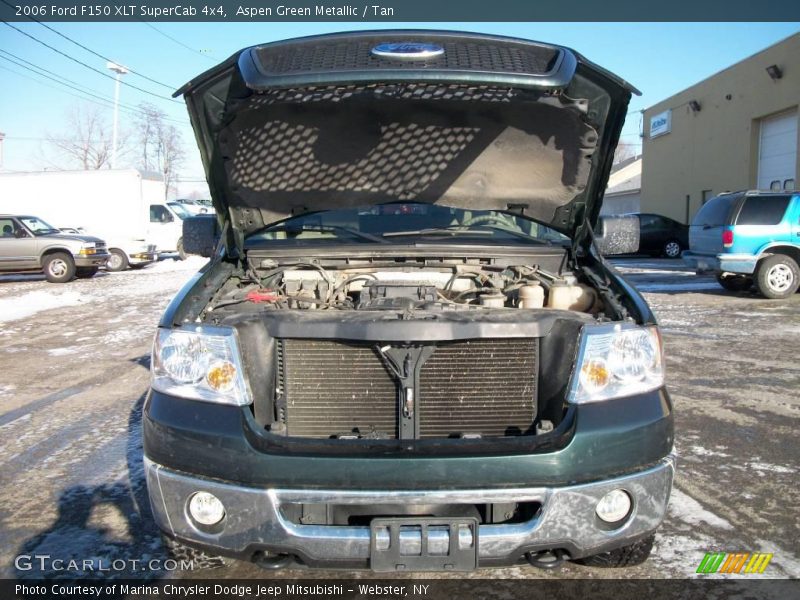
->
[74,252,110,267]
[129,251,158,265]
[682,251,757,275]
[145,454,675,568]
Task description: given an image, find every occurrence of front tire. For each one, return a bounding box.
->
[663,240,682,259]
[75,267,99,279]
[578,533,655,568]
[106,249,129,272]
[755,255,800,299]
[43,252,76,283]
[716,272,752,292]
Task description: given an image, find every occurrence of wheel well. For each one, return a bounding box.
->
[759,245,800,267]
[40,247,72,264]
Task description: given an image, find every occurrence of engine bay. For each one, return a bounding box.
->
[200,254,607,323]
[181,250,627,441]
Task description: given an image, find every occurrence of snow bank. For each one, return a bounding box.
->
[0,290,89,324]
[146,256,208,272]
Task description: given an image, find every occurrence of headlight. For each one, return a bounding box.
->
[151,327,251,405]
[78,243,97,255]
[569,324,663,403]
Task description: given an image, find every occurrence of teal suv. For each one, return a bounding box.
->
[683,191,800,299]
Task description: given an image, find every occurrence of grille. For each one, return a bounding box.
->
[419,339,537,438]
[279,338,538,440]
[253,36,560,78]
[281,339,398,438]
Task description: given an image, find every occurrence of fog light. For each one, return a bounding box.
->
[596,489,632,523]
[188,492,225,525]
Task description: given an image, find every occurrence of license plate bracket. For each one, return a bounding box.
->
[369,517,478,572]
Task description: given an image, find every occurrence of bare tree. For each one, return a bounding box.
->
[134,102,185,198]
[613,141,639,165]
[45,105,114,170]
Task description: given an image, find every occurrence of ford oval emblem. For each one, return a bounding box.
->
[371,42,445,60]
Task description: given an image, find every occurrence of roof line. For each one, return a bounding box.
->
[644,31,800,113]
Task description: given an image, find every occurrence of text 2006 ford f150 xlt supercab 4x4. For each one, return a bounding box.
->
[143,31,675,572]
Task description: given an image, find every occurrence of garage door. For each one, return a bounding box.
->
[758,110,798,191]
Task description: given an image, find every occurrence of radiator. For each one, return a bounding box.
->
[279,338,537,439]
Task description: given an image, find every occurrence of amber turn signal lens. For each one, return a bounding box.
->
[206,361,237,393]
[580,359,610,392]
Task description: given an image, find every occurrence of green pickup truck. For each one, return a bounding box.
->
[144,31,674,572]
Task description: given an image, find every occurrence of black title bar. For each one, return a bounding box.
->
[1,0,799,22]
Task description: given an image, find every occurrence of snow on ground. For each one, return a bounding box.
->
[47,346,82,357]
[667,488,734,530]
[0,290,89,324]
[637,282,723,293]
[0,257,207,327]
[145,256,207,272]
[746,461,795,475]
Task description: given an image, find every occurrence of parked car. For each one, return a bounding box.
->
[0,169,162,271]
[600,213,687,258]
[683,190,800,299]
[636,213,688,258]
[0,214,109,282]
[172,198,209,215]
[144,31,674,573]
[167,201,194,220]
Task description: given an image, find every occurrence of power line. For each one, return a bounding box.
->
[0,58,189,126]
[141,22,218,62]
[0,0,181,90]
[2,21,184,104]
[4,135,113,142]
[0,51,189,126]
[33,21,178,90]
[0,62,125,114]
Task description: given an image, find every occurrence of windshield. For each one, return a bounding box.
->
[167,203,191,219]
[19,216,60,235]
[246,203,569,247]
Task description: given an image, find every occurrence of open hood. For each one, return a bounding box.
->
[176,31,637,253]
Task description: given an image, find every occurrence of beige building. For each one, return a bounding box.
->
[602,155,642,215]
[641,33,800,224]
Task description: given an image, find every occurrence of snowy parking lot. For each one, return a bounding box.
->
[0,257,798,581]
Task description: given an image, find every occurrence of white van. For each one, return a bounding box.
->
[0,169,184,270]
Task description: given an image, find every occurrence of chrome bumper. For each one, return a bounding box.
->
[74,253,110,267]
[683,251,757,275]
[144,455,675,565]
[130,253,157,264]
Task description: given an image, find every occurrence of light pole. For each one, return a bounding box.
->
[106,61,128,169]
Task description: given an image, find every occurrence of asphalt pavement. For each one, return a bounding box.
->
[0,257,797,581]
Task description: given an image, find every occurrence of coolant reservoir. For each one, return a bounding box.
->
[479,292,506,308]
[518,283,545,309]
[547,282,596,312]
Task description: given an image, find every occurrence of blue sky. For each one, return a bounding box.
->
[1,21,798,195]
